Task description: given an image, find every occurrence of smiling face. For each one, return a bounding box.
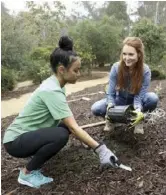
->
[122,44,138,68]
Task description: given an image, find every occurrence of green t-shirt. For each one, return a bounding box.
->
[3,75,73,143]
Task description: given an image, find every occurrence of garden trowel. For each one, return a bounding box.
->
[110,156,132,172]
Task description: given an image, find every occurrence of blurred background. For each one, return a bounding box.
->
[1,1,166,92]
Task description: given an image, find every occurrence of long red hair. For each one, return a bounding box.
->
[117,37,144,94]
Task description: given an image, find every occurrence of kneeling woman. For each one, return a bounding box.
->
[3,36,118,188]
[91,37,159,133]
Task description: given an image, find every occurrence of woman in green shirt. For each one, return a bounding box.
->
[3,36,118,188]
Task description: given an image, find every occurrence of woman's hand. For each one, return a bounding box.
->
[130,110,144,127]
[95,144,119,168]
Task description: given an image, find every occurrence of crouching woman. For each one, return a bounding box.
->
[91,37,159,133]
[3,36,119,188]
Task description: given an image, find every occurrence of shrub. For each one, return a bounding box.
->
[1,67,17,92]
[27,46,53,83]
[27,60,51,84]
[151,69,166,80]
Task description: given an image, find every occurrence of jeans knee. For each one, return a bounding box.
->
[143,92,159,111]
[91,104,97,115]
[91,104,105,116]
[148,92,159,104]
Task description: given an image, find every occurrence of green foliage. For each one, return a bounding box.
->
[159,54,166,73]
[151,69,166,80]
[30,46,54,61]
[1,14,30,69]
[131,18,166,65]
[1,67,17,92]
[1,4,35,71]
[75,39,94,75]
[25,1,67,46]
[69,20,95,75]
[27,60,51,84]
[94,16,123,64]
[27,46,53,83]
[103,1,129,24]
[70,16,123,67]
[1,1,166,94]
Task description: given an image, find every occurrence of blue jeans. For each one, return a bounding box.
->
[91,92,159,117]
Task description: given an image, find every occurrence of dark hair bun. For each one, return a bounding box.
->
[59,36,73,51]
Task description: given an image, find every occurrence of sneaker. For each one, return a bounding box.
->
[103,120,115,132]
[18,169,53,188]
[134,122,144,134]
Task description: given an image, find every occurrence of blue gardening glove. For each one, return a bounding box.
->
[95,144,119,168]
[130,110,144,127]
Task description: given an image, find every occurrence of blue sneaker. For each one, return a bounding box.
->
[18,169,53,188]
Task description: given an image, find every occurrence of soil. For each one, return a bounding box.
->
[1,80,166,195]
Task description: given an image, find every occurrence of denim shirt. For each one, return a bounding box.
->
[106,62,151,110]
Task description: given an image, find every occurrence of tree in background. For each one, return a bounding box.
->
[1,3,32,70]
[131,18,166,65]
[135,1,166,26]
[102,1,129,23]
[27,46,54,84]
[25,1,67,46]
[69,21,95,75]
[1,1,166,92]
[88,16,123,66]
[70,16,123,67]
[1,2,33,91]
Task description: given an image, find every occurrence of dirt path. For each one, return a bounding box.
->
[1,75,109,118]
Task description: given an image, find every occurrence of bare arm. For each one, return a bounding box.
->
[63,116,120,168]
[62,116,99,149]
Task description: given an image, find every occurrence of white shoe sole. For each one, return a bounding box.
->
[134,123,144,134]
[134,128,144,134]
[18,178,40,188]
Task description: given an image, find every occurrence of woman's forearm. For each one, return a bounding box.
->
[70,126,99,149]
[62,116,99,149]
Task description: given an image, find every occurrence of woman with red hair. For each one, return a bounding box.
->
[91,37,159,133]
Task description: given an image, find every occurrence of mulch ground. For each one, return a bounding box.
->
[1,80,166,195]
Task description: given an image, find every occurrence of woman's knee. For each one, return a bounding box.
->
[50,127,69,147]
[91,102,99,115]
[57,127,70,144]
[143,92,159,111]
[91,99,107,116]
[146,92,159,104]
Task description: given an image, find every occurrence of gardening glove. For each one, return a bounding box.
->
[107,102,114,112]
[130,110,144,128]
[95,144,119,168]
[105,102,114,120]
